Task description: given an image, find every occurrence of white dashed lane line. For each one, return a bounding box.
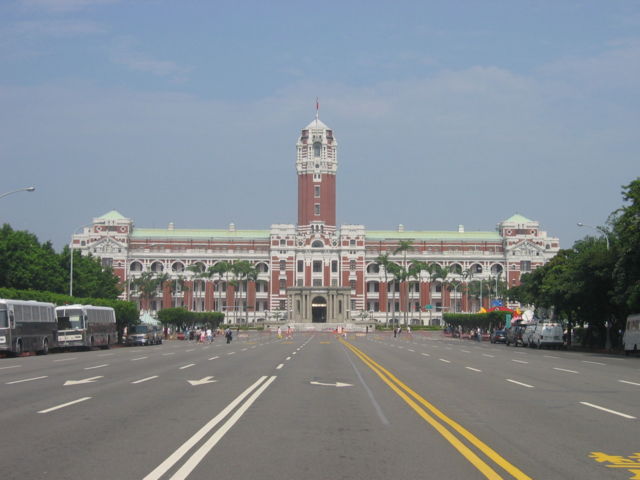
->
[38,397,92,414]
[506,379,534,388]
[6,376,48,384]
[132,376,158,384]
[580,402,636,419]
[619,380,640,387]
[84,364,109,370]
[553,367,579,374]
[180,364,195,370]
[465,367,482,373]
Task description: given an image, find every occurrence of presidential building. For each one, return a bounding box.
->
[72,114,559,326]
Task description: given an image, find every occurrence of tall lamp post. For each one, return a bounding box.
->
[0,186,35,200]
[69,223,92,297]
[577,222,610,250]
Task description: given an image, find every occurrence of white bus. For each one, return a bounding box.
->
[55,304,117,350]
[0,299,57,355]
[623,313,640,355]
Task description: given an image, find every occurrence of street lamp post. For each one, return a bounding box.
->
[0,186,36,200]
[577,222,610,250]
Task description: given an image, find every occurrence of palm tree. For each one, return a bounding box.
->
[208,261,232,313]
[432,264,450,315]
[462,268,473,313]
[408,261,428,324]
[245,264,259,324]
[187,263,207,311]
[231,260,255,324]
[375,253,392,327]
[393,240,414,325]
[130,271,166,312]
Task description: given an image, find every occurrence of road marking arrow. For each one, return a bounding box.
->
[188,376,217,386]
[64,376,103,386]
[309,381,352,388]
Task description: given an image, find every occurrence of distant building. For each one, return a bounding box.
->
[73,114,559,326]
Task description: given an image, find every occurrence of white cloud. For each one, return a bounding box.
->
[12,19,106,37]
[18,0,119,13]
[109,36,191,81]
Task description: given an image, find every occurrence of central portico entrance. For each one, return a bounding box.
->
[312,296,327,323]
[287,287,351,324]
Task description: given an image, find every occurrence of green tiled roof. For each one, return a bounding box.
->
[366,230,501,241]
[97,210,127,220]
[502,213,534,224]
[131,228,270,240]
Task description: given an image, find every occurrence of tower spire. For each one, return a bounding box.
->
[315,97,319,122]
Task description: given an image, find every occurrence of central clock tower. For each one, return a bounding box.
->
[296,115,337,229]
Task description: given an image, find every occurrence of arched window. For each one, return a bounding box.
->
[172,262,185,273]
[311,240,324,248]
[367,263,380,274]
[130,261,143,272]
[151,261,164,273]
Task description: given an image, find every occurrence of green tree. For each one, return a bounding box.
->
[0,224,65,292]
[394,240,414,324]
[208,261,232,313]
[375,253,392,327]
[60,246,121,299]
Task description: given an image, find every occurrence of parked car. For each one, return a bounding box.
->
[530,319,564,349]
[490,329,507,344]
[124,324,163,346]
[505,324,526,347]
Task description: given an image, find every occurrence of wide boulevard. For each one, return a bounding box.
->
[1,330,639,480]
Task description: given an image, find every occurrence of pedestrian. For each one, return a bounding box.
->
[200,329,206,343]
[206,327,213,343]
[393,327,397,338]
[407,325,411,335]
[225,327,233,344]
[277,326,282,339]
[477,327,481,342]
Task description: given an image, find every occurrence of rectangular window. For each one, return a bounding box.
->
[349,260,356,271]
[351,300,356,311]
[313,279,322,287]
[520,260,531,273]
[279,279,286,291]
[338,300,342,314]
[279,260,286,271]
[314,204,320,216]
[297,260,304,273]
[297,279,303,286]
[279,300,286,310]
[101,258,113,268]
[331,260,338,273]
[314,185,321,198]
[280,239,286,246]
[331,279,338,287]
[296,300,301,314]
[350,280,356,290]
[313,260,322,273]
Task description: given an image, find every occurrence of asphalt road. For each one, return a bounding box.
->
[1,331,639,480]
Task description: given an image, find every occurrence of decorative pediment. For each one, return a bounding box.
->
[90,237,126,254]
[508,240,544,257]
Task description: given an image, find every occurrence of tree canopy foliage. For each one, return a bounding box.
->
[508,178,640,347]
[0,224,121,299]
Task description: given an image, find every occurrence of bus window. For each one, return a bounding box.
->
[57,310,84,330]
[130,325,149,334]
[0,309,8,328]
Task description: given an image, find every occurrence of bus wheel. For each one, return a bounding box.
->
[38,339,49,355]
[15,340,23,356]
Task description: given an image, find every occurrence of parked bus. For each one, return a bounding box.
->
[0,299,57,356]
[623,313,640,355]
[55,304,117,350]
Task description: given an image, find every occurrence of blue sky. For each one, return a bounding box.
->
[1,0,638,249]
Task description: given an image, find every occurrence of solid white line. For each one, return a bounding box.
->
[143,376,269,480]
[131,356,148,361]
[439,359,451,363]
[208,356,219,361]
[421,353,430,357]
[132,376,158,384]
[582,360,606,366]
[170,376,277,479]
[506,379,534,388]
[512,359,529,364]
[180,364,195,370]
[38,397,92,414]
[6,376,48,384]
[580,402,636,419]
[619,380,640,387]
[0,365,21,369]
[53,357,77,362]
[466,367,482,373]
[554,367,579,374]
[276,364,284,370]
[84,364,108,370]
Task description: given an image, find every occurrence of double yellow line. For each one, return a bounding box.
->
[341,339,532,480]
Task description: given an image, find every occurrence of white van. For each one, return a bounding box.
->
[530,319,564,349]
[623,313,640,355]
